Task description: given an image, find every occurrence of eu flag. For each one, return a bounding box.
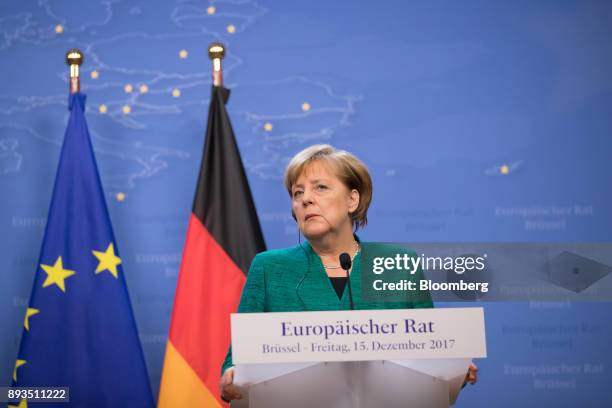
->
[10,94,154,407]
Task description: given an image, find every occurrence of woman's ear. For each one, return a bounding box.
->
[348,189,360,214]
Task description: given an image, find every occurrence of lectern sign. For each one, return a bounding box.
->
[231,307,486,364]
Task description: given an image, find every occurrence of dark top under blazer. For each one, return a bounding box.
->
[221,240,433,374]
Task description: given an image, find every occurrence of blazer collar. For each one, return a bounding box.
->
[296,235,362,311]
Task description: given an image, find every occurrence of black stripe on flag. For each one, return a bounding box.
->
[193,86,266,275]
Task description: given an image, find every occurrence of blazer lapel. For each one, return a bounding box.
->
[295,242,343,311]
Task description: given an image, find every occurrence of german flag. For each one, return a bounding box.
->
[158,85,266,407]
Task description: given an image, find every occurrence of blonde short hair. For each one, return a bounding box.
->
[284,144,373,230]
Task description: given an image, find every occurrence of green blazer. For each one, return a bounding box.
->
[221,240,433,374]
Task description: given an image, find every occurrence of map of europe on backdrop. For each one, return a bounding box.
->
[1,0,611,406]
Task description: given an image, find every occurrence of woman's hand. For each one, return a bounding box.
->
[464,363,478,385]
[220,367,243,402]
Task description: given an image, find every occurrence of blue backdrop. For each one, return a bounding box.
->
[1,0,611,406]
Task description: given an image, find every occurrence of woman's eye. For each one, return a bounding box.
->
[293,190,303,198]
[316,184,327,191]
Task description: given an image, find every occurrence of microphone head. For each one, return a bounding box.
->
[339,253,352,270]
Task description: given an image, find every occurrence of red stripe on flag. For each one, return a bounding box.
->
[168,213,246,401]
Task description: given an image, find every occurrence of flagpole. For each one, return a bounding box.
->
[65,49,83,94]
[208,43,225,87]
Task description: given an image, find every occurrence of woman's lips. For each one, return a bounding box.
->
[305,214,320,221]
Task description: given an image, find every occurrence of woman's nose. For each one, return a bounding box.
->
[301,189,313,205]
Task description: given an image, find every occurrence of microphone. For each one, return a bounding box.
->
[339,253,354,310]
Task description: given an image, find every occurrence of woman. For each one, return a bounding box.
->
[220,144,477,402]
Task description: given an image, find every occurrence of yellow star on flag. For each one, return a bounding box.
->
[13,359,26,382]
[9,400,28,408]
[41,257,76,292]
[24,308,40,331]
[93,243,121,278]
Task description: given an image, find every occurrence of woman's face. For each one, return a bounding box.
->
[291,160,359,240]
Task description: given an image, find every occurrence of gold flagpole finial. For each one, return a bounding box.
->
[208,43,225,87]
[65,49,84,94]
